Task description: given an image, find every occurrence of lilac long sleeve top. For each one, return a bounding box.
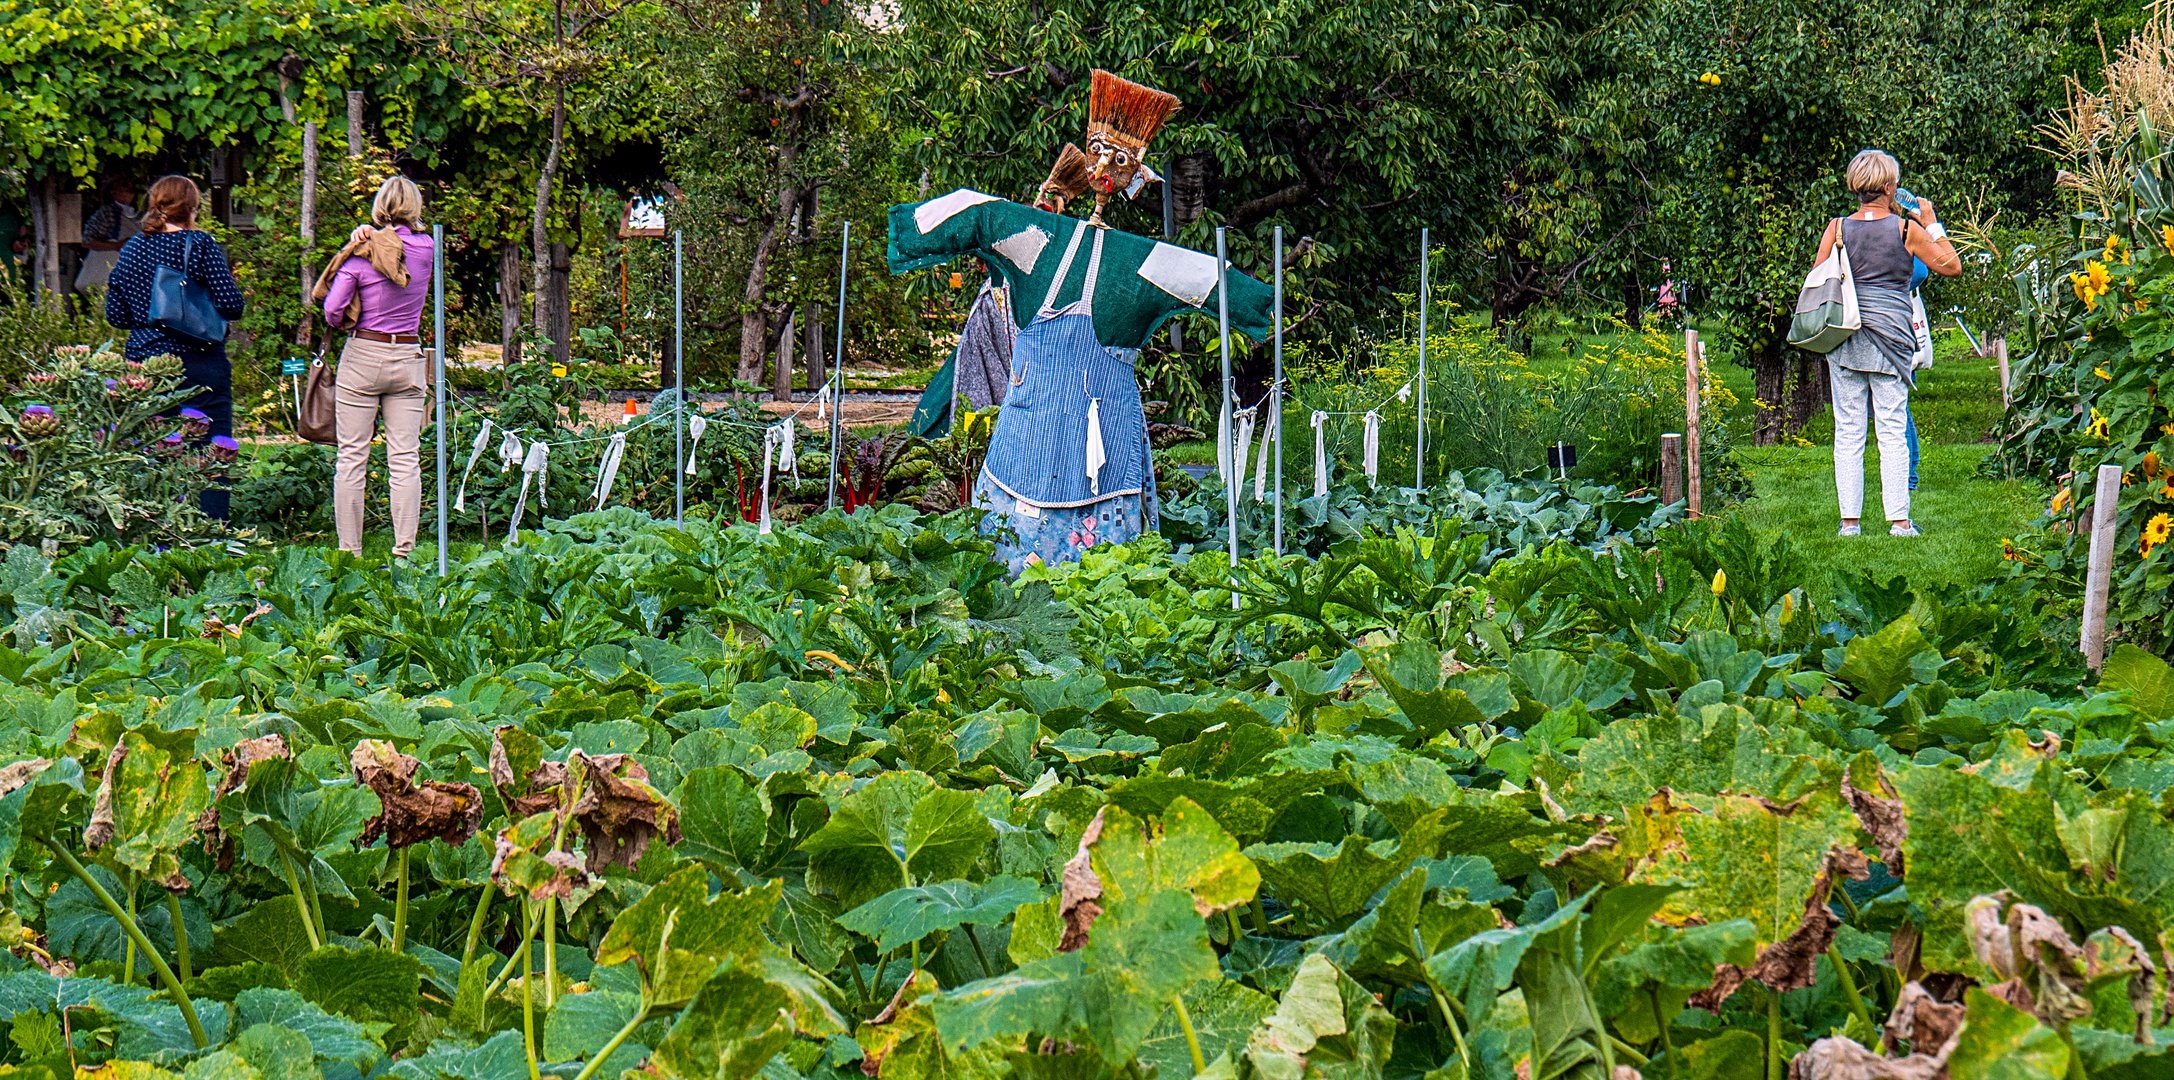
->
[323,226,434,334]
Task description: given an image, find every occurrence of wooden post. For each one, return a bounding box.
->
[1660,433,1684,507]
[296,121,319,348]
[1995,338,2011,409]
[1685,330,1703,519]
[28,174,62,309]
[2081,462,2124,670]
[346,92,365,156]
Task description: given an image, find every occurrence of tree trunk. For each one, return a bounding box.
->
[739,168,801,386]
[1785,350,1828,434]
[774,308,797,400]
[29,174,62,309]
[1622,267,1643,330]
[805,302,825,391]
[1172,152,1212,228]
[546,241,573,366]
[500,242,523,366]
[346,91,365,156]
[531,82,566,353]
[1750,331,1787,446]
[297,121,320,348]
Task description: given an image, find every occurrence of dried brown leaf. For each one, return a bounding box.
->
[569,752,679,873]
[83,739,128,851]
[351,739,485,849]
[1057,808,1106,952]
[197,735,291,870]
[1693,847,1869,1011]
[1881,982,1965,1057]
[1841,765,1907,876]
[1789,1036,1948,1080]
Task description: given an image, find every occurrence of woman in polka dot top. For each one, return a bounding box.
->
[103,175,247,519]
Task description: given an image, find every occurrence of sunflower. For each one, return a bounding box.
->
[2107,234,2131,264]
[2088,260,2113,293]
[2088,409,2111,439]
[2143,512,2174,557]
[2146,451,2164,480]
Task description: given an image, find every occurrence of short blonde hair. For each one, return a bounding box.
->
[1846,150,1899,201]
[371,176,424,227]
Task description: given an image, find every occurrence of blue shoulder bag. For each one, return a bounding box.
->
[149,231,229,344]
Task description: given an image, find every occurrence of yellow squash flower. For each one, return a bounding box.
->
[2095,365,2113,380]
[2052,487,2073,514]
[1711,569,1727,596]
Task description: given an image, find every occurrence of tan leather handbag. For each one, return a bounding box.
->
[297,350,338,445]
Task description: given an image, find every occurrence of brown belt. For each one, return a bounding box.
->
[351,329,421,344]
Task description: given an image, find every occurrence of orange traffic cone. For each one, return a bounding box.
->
[623,398,639,424]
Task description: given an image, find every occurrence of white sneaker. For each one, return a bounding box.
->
[1837,524,1862,537]
[1890,523,1920,537]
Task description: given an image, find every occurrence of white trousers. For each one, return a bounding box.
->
[1827,361,1910,522]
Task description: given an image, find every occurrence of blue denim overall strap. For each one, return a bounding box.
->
[980,221,1151,508]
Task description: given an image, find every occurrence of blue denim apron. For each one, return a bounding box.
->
[974,220,1158,573]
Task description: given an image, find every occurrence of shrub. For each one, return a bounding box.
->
[0,347,229,549]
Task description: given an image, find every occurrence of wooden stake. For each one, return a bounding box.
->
[1685,330,1703,519]
[346,91,366,156]
[297,121,319,348]
[2081,462,2123,670]
[1995,338,2011,409]
[1660,433,1684,507]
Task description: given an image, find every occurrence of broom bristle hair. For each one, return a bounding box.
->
[1088,69,1181,144]
[1043,143,1092,198]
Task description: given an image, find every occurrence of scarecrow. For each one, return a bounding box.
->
[887,70,1275,573]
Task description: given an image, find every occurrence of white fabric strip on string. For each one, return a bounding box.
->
[1084,396,1106,496]
[497,430,525,472]
[757,424,781,534]
[814,383,832,421]
[1396,381,1413,404]
[1232,406,1257,500]
[1311,410,1330,497]
[1216,394,1233,488]
[1252,406,1276,502]
[592,432,628,510]
[454,419,494,512]
[506,440,549,543]
[778,420,798,479]
[1362,410,1380,484]
[684,413,708,476]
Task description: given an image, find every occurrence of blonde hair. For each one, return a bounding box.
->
[1846,150,1900,202]
[371,176,424,228]
[140,175,200,232]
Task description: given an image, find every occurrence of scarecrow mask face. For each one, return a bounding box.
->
[1085,132,1144,197]
[1080,70,1181,226]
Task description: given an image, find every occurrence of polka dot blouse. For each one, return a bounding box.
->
[103,229,247,364]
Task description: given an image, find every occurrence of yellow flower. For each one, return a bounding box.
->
[2089,409,2111,439]
[2144,512,2174,557]
[2052,487,2074,514]
[2163,477,2174,500]
[2088,260,2113,294]
[2095,365,2113,380]
[550,363,568,378]
[2074,272,2100,310]
[2145,451,2164,480]
[1711,569,1727,596]
[2106,234,2131,264]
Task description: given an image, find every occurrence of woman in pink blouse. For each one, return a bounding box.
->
[323,177,435,557]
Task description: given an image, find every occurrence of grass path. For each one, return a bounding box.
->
[1722,335,2047,596]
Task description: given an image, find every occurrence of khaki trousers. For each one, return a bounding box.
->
[334,337,429,555]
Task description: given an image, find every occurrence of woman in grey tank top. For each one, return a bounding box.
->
[1809,150,1960,537]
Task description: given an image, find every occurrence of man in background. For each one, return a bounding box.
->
[75,176,140,298]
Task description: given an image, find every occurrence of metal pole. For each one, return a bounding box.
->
[1271,225,1284,558]
[433,224,447,577]
[673,229,684,528]
[1415,227,1429,489]
[827,221,850,511]
[1163,158,1181,357]
[1216,227,1237,610]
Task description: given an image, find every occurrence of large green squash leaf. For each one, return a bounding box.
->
[837,876,1040,952]
[803,772,993,909]
[1241,954,1396,1080]
[1245,809,1448,932]
[594,866,780,1007]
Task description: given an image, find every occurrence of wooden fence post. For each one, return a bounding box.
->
[1995,338,2011,409]
[346,91,366,156]
[2081,462,2124,670]
[1685,330,1703,519]
[1660,433,1683,507]
[296,121,319,349]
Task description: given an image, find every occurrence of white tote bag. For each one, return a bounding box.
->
[1788,221,1861,353]
[1907,290,1934,370]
